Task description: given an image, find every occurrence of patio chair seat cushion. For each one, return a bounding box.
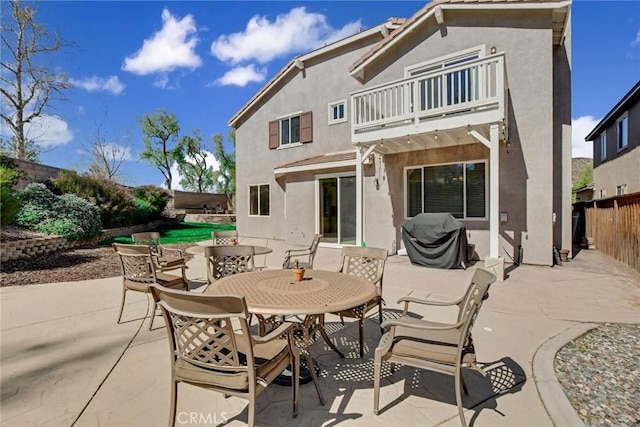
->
[174,341,290,390]
[391,317,475,366]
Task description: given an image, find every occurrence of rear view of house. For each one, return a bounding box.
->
[230,0,572,271]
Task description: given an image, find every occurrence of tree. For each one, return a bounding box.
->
[139,109,180,189]
[87,116,130,181]
[211,128,236,194]
[211,128,236,209]
[0,0,71,160]
[174,130,216,193]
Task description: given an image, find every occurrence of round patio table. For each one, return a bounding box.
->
[206,268,376,405]
[207,269,376,316]
[186,245,273,256]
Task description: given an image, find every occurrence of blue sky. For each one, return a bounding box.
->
[2,0,639,188]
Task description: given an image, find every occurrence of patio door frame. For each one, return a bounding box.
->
[315,171,358,247]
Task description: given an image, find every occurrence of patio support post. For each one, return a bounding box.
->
[470,124,504,280]
[355,145,364,246]
[489,123,500,258]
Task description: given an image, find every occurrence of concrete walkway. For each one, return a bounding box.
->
[1,239,639,426]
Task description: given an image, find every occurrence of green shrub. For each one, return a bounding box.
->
[0,166,22,228]
[51,170,138,228]
[132,185,170,221]
[14,183,101,241]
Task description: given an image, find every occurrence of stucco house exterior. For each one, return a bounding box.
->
[585,80,640,199]
[229,0,572,271]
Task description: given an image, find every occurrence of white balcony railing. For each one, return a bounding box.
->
[351,54,506,140]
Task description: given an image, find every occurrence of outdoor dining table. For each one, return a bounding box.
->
[185,245,273,256]
[205,268,377,405]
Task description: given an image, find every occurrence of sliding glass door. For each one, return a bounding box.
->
[318,175,356,245]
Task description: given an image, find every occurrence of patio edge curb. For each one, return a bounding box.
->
[532,322,598,427]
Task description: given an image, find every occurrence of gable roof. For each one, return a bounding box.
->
[585,80,640,141]
[350,0,571,79]
[228,18,405,129]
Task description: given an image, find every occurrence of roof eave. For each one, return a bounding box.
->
[228,22,401,129]
[584,81,640,141]
[350,0,572,79]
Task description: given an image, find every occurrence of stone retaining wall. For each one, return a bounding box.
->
[0,219,176,263]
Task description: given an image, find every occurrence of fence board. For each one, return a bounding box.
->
[580,193,640,272]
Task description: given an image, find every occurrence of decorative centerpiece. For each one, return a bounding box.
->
[292,259,305,281]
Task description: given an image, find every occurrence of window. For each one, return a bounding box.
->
[328,100,347,124]
[600,133,607,161]
[280,115,300,145]
[599,189,606,199]
[616,184,627,196]
[249,184,270,216]
[617,114,628,150]
[406,161,487,219]
[269,111,313,149]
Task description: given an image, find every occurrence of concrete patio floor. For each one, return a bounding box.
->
[1,238,639,426]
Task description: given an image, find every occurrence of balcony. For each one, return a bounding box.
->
[350,54,507,149]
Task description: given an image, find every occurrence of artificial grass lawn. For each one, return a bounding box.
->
[101,222,236,245]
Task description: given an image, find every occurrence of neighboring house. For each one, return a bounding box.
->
[573,184,594,203]
[229,0,572,269]
[585,80,640,200]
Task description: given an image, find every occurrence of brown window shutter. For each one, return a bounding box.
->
[300,111,313,143]
[268,120,279,149]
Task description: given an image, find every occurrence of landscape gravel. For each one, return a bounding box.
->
[554,323,640,427]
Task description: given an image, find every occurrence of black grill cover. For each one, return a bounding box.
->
[402,213,469,269]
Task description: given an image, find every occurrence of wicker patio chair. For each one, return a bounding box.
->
[212,230,239,246]
[150,285,299,427]
[373,268,497,427]
[329,246,388,358]
[113,243,190,330]
[282,234,322,269]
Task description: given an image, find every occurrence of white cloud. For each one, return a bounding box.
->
[214,64,266,87]
[631,28,640,46]
[23,115,74,148]
[572,115,601,158]
[122,8,202,75]
[70,75,125,95]
[169,151,220,190]
[153,75,170,89]
[211,7,362,64]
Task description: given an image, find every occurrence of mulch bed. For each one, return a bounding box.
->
[0,226,194,287]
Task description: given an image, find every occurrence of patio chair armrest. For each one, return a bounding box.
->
[380,316,464,331]
[252,322,295,343]
[284,248,311,257]
[397,295,463,313]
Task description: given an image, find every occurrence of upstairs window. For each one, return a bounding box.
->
[616,184,627,196]
[617,113,628,151]
[281,115,300,145]
[249,184,270,216]
[600,132,607,160]
[328,100,347,124]
[269,111,313,149]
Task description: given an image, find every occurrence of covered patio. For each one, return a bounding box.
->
[1,238,639,426]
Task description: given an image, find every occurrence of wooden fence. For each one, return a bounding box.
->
[578,192,640,272]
